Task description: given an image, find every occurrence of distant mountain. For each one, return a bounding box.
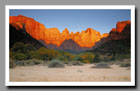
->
[39,39,91,53]
[10,24,44,49]
[58,39,92,53]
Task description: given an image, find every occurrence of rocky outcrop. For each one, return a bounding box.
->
[10,15,104,48]
[93,20,131,49]
[10,15,130,52]
[10,24,44,49]
[101,33,109,38]
[108,20,131,40]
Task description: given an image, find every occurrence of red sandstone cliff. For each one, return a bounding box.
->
[108,20,131,40]
[10,15,104,48]
[10,15,130,49]
[93,20,131,49]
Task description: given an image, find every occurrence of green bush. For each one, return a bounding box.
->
[72,61,83,66]
[72,55,82,61]
[120,62,130,67]
[37,47,61,61]
[10,59,16,68]
[79,52,95,63]
[15,61,26,66]
[62,61,69,64]
[57,56,68,62]
[33,59,43,65]
[14,53,27,60]
[92,62,111,68]
[66,62,72,66]
[63,52,74,61]
[24,60,35,66]
[25,59,43,65]
[82,60,90,64]
[12,42,25,53]
[15,59,43,66]
[48,59,65,68]
[93,53,101,63]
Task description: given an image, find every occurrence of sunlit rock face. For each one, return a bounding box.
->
[92,20,131,49]
[101,33,109,38]
[72,28,102,48]
[11,16,130,49]
[10,15,107,48]
[116,20,131,33]
[10,15,46,40]
[109,20,131,40]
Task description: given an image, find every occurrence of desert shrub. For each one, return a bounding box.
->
[37,47,48,60]
[82,60,90,64]
[67,62,72,66]
[10,59,16,68]
[23,60,35,66]
[10,50,14,59]
[120,62,130,67]
[72,55,82,61]
[48,59,65,68]
[79,52,95,63]
[62,61,69,64]
[12,42,35,54]
[92,62,111,68]
[63,52,74,61]
[11,42,26,53]
[15,61,25,66]
[72,61,83,66]
[121,59,130,62]
[114,54,130,61]
[13,53,27,60]
[28,51,40,59]
[33,59,43,65]
[57,56,68,62]
[15,59,43,66]
[46,49,60,60]
[37,47,61,61]
[93,53,101,63]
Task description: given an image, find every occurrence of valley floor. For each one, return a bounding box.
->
[10,64,130,82]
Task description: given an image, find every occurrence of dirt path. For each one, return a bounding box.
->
[10,64,130,82]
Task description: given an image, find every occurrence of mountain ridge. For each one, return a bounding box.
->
[10,15,131,53]
[10,15,108,48]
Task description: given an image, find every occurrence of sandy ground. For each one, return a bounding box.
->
[10,64,130,82]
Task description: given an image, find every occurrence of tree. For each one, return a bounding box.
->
[79,52,95,63]
[28,51,40,59]
[57,56,68,62]
[13,53,27,60]
[73,55,82,61]
[37,47,48,61]
[63,52,74,61]
[25,44,35,53]
[12,42,26,53]
[93,53,101,63]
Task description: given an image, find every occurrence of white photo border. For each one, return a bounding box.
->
[5,5,135,86]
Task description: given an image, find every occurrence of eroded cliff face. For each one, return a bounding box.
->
[109,20,131,40]
[101,33,109,38]
[93,20,131,49]
[10,15,130,49]
[10,15,105,48]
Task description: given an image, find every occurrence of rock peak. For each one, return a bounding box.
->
[62,28,69,34]
[18,15,25,17]
[116,20,131,32]
[101,33,109,38]
[11,15,130,48]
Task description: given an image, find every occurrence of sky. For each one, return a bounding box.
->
[10,9,130,34]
